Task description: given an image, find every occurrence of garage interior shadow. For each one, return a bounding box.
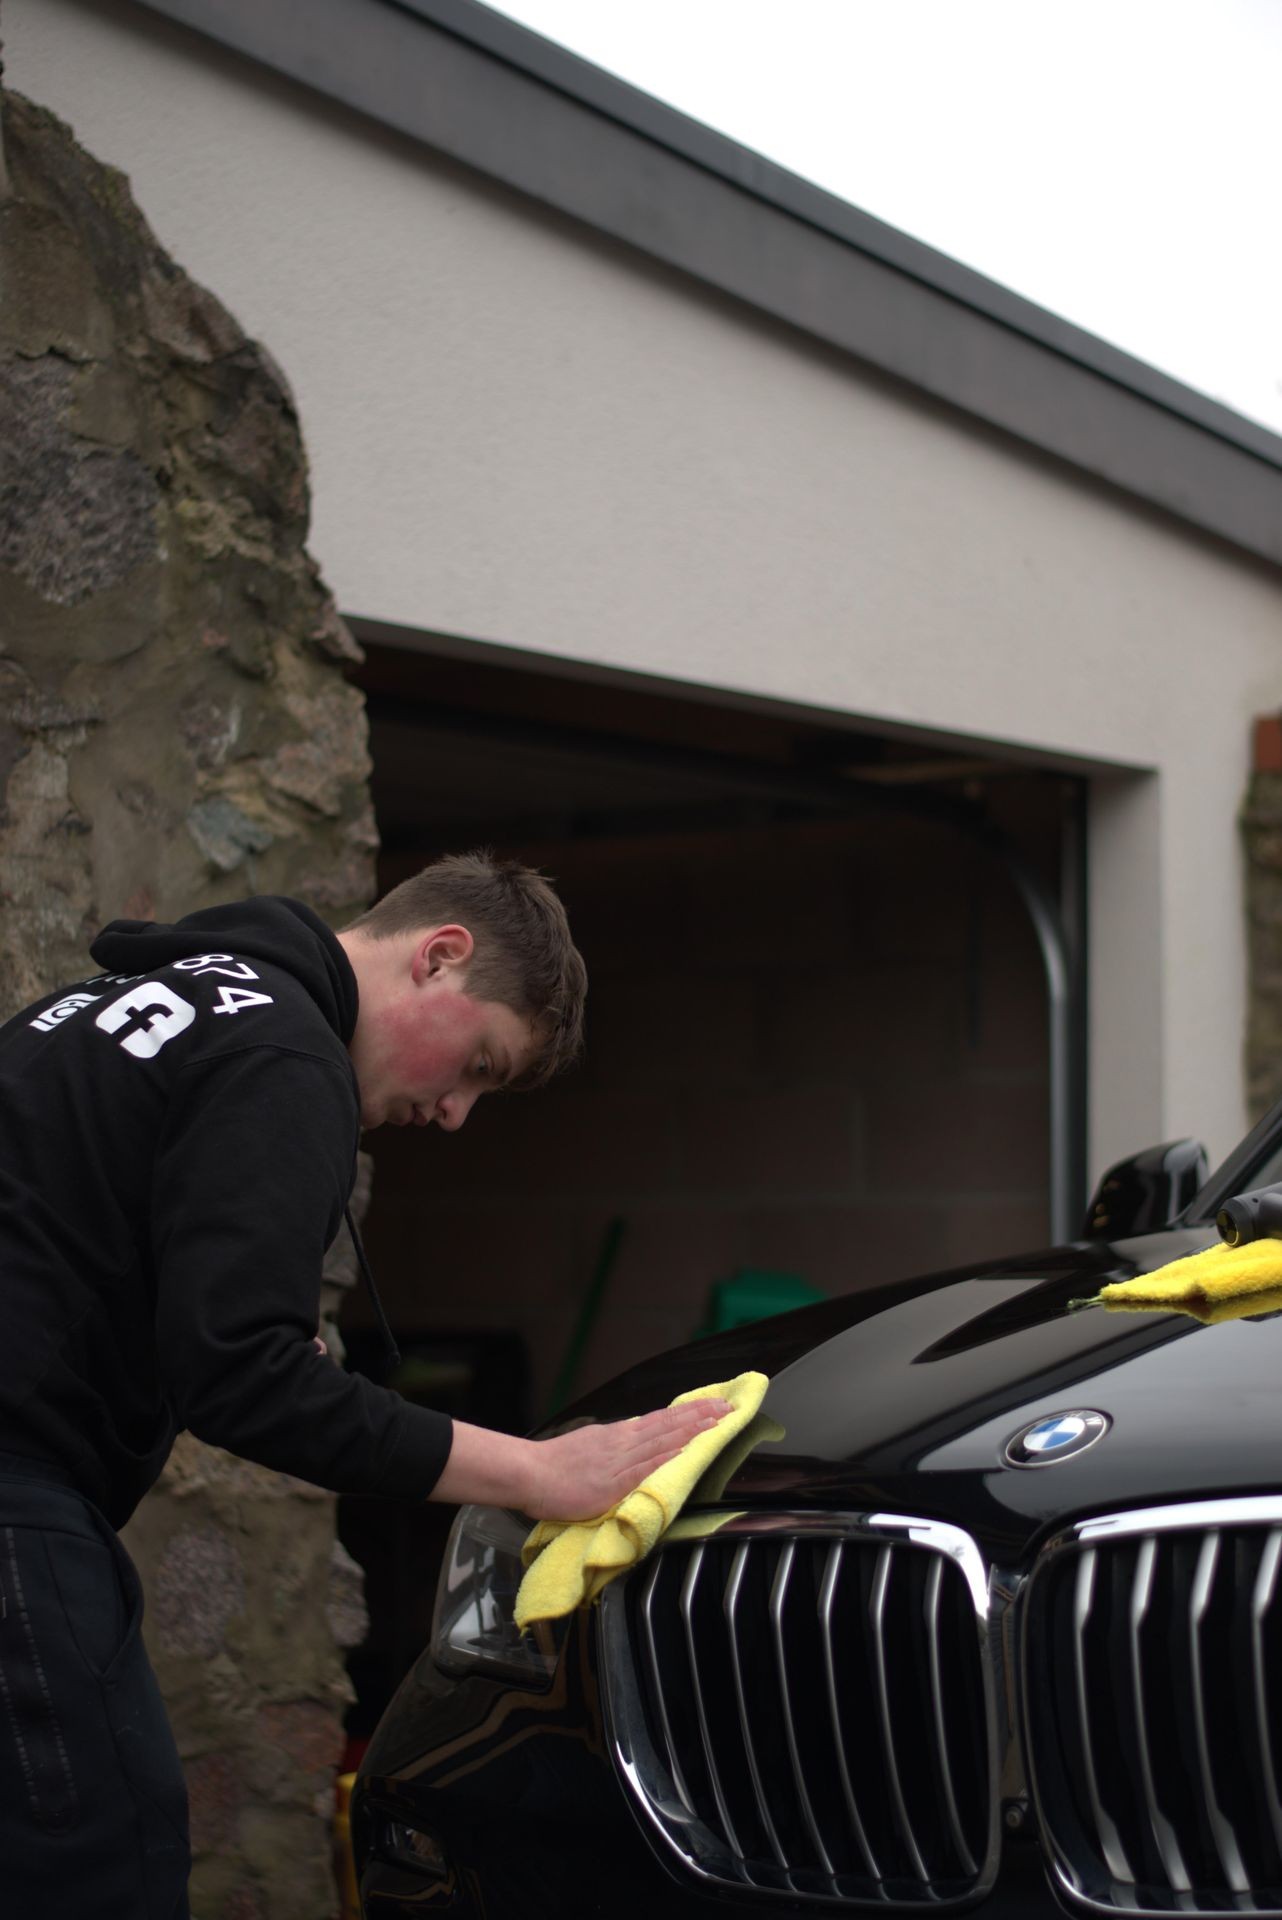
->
[336,630,1076,1749]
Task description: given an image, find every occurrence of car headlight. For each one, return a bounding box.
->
[376,1812,452,1879]
[430,1503,568,1686]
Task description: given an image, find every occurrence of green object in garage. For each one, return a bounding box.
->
[699,1268,826,1335]
[546,1216,627,1418]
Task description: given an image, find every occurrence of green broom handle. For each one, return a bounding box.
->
[545,1216,627,1417]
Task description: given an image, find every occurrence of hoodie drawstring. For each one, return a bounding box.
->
[344,1206,402,1376]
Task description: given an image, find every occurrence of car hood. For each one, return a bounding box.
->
[556,1228,1282,1563]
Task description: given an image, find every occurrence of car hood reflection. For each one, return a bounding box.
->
[567,1229,1282,1560]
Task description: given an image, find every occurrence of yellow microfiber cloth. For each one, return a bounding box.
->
[650,1411,788,1546]
[1097,1287,1282,1326]
[1092,1238,1282,1320]
[515,1371,770,1629]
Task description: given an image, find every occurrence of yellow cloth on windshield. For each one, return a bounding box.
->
[515,1371,770,1629]
[1098,1239,1282,1313]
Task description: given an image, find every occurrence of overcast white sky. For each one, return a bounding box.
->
[487,0,1282,437]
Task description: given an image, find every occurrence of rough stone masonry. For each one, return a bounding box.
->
[1245,716,1282,1124]
[0,81,375,1920]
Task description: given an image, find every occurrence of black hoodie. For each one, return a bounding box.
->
[0,897,452,1527]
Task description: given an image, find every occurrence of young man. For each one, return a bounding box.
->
[0,851,726,1918]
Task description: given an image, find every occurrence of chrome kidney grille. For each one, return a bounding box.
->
[598,1513,998,1907]
[1024,1498,1282,1916]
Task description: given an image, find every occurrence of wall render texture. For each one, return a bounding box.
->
[0,84,375,1918]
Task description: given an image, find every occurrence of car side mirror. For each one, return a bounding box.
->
[1082,1137,1209,1240]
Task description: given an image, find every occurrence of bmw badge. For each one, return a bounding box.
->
[1003,1409,1110,1468]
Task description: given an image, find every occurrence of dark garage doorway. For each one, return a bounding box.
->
[336,626,1084,1740]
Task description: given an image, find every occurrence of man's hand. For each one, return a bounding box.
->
[433,1399,732,1518]
[523,1400,733,1520]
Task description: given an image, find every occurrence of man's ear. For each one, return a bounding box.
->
[411,924,475,984]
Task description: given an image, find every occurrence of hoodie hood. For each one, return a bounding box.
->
[91,896,359,1045]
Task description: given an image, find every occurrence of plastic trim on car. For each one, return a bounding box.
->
[599,1510,1002,1909]
[1022,1493,1282,1919]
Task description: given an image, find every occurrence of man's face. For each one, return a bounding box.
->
[351,946,539,1132]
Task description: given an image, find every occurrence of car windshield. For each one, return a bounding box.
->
[1186,1095,1282,1222]
[1245,1139,1282,1192]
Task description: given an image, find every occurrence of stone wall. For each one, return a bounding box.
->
[0,84,376,1919]
[1245,715,1282,1121]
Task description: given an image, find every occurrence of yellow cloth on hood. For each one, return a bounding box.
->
[515,1371,770,1629]
[647,1410,787,1546]
[1097,1239,1282,1314]
[1099,1286,1282,1325]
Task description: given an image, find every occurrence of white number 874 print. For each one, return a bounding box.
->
[172,952,273,1018]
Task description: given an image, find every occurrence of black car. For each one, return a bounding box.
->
[352,1106,1282,1918]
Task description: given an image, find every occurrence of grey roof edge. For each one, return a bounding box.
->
[128,0,1282,568]
[407,0,1281,467]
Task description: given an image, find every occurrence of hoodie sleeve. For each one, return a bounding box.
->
[150,1043,453,1498]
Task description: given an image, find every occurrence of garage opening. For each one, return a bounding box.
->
[336,627,1085,1739]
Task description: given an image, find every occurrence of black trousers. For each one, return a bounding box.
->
[0,1457,191,1919]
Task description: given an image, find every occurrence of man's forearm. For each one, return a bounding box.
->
[431,1419,536,1510]
[430,1397,732,1522]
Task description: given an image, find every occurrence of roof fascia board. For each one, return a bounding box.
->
[398,0,1280,464]
[132,0,1282,568]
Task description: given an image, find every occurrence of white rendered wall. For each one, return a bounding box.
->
[9,0,1282,1176]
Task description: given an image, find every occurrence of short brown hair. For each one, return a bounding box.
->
[347,850,586,1085]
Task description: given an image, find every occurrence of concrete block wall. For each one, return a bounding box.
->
[349,802,1054,1420]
